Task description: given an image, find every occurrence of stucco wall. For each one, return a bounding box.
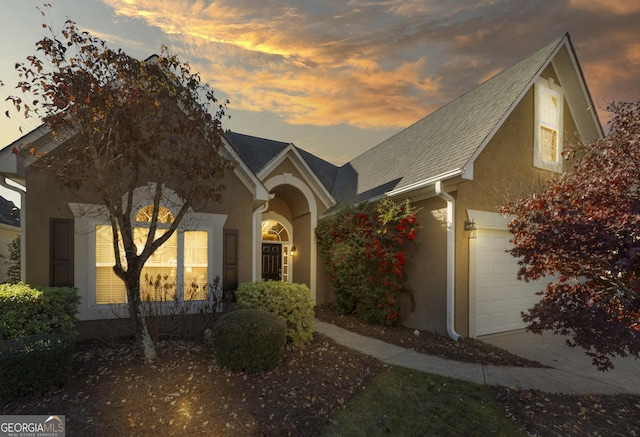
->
[24,155,256,320]
[400,196,449,332]
[216,170,257,285]
[25,166,78,287]
[452,67,581,336]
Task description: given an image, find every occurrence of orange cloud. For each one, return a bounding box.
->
[568,0,640,15]
[102,0,441,129]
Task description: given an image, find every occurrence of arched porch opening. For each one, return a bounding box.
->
[254,173,318,301]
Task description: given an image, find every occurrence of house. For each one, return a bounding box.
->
[0,32,603,339]
[0,195,20,282]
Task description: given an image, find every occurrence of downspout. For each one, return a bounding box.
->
[435,180,461,341]
[252,201,270,281]
[0,177,26,283]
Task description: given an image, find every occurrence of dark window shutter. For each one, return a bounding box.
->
[50,218,74,287]
[223,229,238,292]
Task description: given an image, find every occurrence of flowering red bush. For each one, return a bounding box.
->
[316,199,419,325]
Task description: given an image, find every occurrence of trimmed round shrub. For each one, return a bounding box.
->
[212,309,286,373]
[236,281,314,346]
[0,334,75,398]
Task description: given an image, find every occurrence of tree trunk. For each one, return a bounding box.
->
[125,272,157,364]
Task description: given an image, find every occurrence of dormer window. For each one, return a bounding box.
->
[534,77,564,173]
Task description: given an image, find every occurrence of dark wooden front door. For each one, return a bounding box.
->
[262,243,282,281]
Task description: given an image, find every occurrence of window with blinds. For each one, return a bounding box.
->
[95,225,126,304]
[183,231,208,301]
[94,207,209,304]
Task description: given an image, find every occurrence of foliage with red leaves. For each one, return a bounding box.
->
[4,6,235,363]
[316,198,420,326]
[501,101,640,371]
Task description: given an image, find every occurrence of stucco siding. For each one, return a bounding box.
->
[401,196,448,333]
[24,156,256,320]
[453,68,583,336]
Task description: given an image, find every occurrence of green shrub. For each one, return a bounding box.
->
[0,283,80,340]
[236,281,314,346]
[0,334,75,398]
[212,309,286,373]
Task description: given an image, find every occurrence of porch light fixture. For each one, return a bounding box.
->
[464,219,477,239]
[290,246,297,256]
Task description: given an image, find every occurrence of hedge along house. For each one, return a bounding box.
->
[0,33,602,339]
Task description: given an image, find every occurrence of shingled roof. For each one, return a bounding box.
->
[224,33,601,210]
[224,131,338,194]
[338,34,571,200]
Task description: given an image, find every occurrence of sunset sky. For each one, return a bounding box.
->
[0,0,639,206]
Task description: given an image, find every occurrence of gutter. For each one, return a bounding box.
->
[386,169,463,198]
[0,177,26,282]
[435,180,461,341]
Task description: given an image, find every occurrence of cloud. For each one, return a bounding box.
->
[568,0,640,15]
[102,0,445,128]
[100,0,639,132]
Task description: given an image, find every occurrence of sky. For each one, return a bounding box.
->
[0,0,639,206]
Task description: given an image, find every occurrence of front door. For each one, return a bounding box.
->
[262,243,282,281]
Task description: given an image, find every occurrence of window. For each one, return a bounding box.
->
[94,205,209,304]
[534,77,564,172]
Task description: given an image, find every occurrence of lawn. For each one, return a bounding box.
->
[2,307,639,436]
[321,366,526,436]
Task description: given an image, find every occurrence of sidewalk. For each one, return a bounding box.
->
[315,320,640,395]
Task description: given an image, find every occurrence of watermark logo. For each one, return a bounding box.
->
[0,415,65,437]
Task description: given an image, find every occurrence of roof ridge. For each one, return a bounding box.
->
[337,33,570,200]
[347,33,567,166]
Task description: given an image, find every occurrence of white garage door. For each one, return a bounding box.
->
[473,228,546,336]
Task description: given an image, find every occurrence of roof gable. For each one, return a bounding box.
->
[344,33,602,201]
[224,132,289,175]
[225,131,336,209]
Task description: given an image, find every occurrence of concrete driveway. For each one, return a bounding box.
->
[481,330,640,394]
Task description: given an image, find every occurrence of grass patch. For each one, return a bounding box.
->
[322,366,526,436]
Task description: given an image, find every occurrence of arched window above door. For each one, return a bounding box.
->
[261,219,289,241]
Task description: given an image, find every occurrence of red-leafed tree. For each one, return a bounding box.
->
[5,7,235,363]
[501,101,640,371]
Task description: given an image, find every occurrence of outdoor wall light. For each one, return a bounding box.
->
[290,246,297,256]
[464,219,477,239]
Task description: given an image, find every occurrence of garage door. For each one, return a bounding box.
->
[473,228,546,336]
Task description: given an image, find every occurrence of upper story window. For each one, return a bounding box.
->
[534,77,564,173]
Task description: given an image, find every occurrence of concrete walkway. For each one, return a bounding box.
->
[315,320,640,395]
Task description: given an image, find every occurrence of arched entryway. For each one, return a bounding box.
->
[253,172,318,301]
[261,215,293,282]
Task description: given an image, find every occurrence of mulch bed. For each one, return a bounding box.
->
[2,305,639,436]
[2,335,384,436]
[314,304,544,367]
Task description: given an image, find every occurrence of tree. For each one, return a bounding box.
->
[500,101,640,371]
[6,8,235,363]
[3,236,21,284]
